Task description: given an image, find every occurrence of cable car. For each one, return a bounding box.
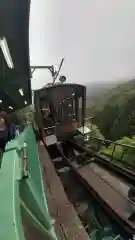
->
[34,83,87,146]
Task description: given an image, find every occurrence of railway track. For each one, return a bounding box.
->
[52,159,124,239]
[50,142,135,239]
[69,139,135,189]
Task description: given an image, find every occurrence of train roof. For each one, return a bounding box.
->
[35,83,86,94]
[45,83,86,89]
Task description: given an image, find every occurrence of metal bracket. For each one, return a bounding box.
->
[30,65,57,79]
[30,58,64,84]
[22,142,28,179]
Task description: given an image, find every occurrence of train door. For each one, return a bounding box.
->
[40,98,57,146]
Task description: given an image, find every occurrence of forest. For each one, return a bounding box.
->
[86,78,135,167]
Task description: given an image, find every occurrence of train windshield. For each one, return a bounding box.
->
[34,83,86,140]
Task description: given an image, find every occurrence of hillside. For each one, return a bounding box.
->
[87,79,135,140]
[87,79,135,112]
[86,82,118,108]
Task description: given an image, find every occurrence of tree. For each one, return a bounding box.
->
[94,104,119,140]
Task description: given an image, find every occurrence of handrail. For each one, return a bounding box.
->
[0,125,57,240]
[89,136,135,167]
[100,152,135,170]
[89,136,135,150]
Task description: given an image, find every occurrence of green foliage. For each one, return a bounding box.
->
[101,136,135,166]
[87,78,135,166]
[87,79,135,140]
[87,124,105,139]
[94,104,120,140]
[88,79,135,111]
[84,123,105,151]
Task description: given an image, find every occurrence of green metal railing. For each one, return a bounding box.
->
[0,125,57,240]
[88,136,135,169]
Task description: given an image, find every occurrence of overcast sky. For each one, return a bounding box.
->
[29,0,135,90]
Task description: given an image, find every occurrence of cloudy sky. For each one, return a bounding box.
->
[29,0,135,90]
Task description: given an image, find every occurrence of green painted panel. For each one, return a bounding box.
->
[0,125,57,240]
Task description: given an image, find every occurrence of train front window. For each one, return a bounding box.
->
[34,84,86,141]
[41,101,50,118]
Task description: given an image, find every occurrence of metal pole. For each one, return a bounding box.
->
[111,143,116,161]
